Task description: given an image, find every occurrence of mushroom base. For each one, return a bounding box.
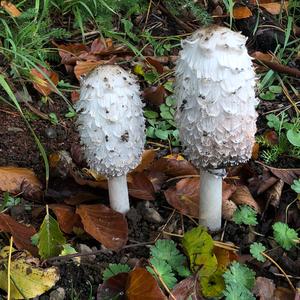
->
[108,175,130,214]
[199,169,223,231]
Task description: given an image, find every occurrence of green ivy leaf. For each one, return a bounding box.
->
[102,263,131,282]
[182,226,218,276]
[160,111,173,120]
[232,206,258,226]
[260,91,276,101]
[31,208,66,259]
[266,114,281,131]
[250,242,266,262]
[146,126,156,138]
[144,110,159,119]
[269,85,282,94]
[273,222,298,250]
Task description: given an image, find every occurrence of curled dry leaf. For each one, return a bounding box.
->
[230,185,261,213]
[265,179,284,208]
[132,149,156,173]
[0,213,37,255]
[0,247,59,299]
[126,267,167,300]
[49,204,82,234]
[76,204,128,251]
[233,6,253,19]
[253,276,276,300]
[90,38,113,54]
[30,67,59,96]
[143,85,166,106]
[151,154,198,178]
[222,199,237,221]
[265,165,300,185]
[260,2,288,15]
[127,172,156,201]
[0,166,43,200]
[164,178,236,218]
[145,57,164,74]
[0,1,21,17]
[213,247,238,271]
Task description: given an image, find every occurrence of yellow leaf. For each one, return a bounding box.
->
[0,247,59,299]
[133,64,145,76]
[233,6,253,19]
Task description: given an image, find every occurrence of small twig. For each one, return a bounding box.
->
[155,209,176,241]
[150,264,176,300]
[166,175,200,183]
[254,58,300,78]
[142,0,153,32]
[263,252,296,291]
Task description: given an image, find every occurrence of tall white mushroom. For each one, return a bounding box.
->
[75,65,145,214]
[175,26,258,231]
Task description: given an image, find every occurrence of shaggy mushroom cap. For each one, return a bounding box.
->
[76,65,145,177]
[175,26,258,170]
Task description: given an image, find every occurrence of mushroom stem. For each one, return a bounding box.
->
[199,169,223,231]
[108,175,130,214]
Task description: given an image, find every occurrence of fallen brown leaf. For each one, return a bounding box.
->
[145,57,164,74]
[151,154,198,178]
[230,185,261,213]
[74,60,105,80]
[170,276,200,300]
[233,6,253,19]
[274,287,295,300]
[0,1,21,17]
[260,2,288,15]
[128,172,156,201]
[126,268,167,300]
[0,167,43,200]
[49,204,82,234]
[76,204,128,251]
[30,67,59,96]
[143,85,166,106]
[90,38,113,54]
[253,277,276,300]
[132,149,156,173]
[265,179,284,208]
[0,213,37,255]
[263,165,300,185]
[214,247,238,271]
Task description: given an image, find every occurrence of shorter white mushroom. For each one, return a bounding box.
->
[175,26,258,231]
[76,65,145,214]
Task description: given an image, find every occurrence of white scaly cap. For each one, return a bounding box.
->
[75,65,145,178]
[175,26,258,170]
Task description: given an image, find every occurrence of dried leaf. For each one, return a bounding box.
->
[222,199,237,220]
[165,178,236,218]
[251,51,279,63]
[97,272,128,300]
[76,204,128,251]
[0,213,37,255]
[56,43,88,66]
[252,143,260,160]
[90,38,113,54]
[265,179,284,208]
[264,130,279,145]
[170,276,200,300]
[164,178,199,218]
[230,185,261,213]
[260,3,288,15]
[274,287,295,300]
[49,204,82,234]
[132,149,156,173]
[30,67,59,96]
[74,60,104,80]
[0,1,21,17]
[213,247,238,272]
[265,165,300,185]
[0,247,59,299]
[151,154,198,178]
[128,172,156,201]
[126,268,167,300]
[0,167,42,200]
[146,57,164,74]
[143,85,166,106]
[253,277,276,300]
[233,6,253,19]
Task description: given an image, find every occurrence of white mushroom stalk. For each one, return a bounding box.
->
[76,65,145,214]
[175,26,258,231]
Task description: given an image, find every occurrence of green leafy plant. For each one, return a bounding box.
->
[232,206,258,226]
[256,112,300,164]
[145,96,180,146]
[223,262,256,300]
[0,192,21,212]
[250,242,266,262]
[146,239,191,289]
[291,178,300,193]
[272,222,299,250]
[259,85,282,101]
[102,263,131,281]
[31,206,66,259]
